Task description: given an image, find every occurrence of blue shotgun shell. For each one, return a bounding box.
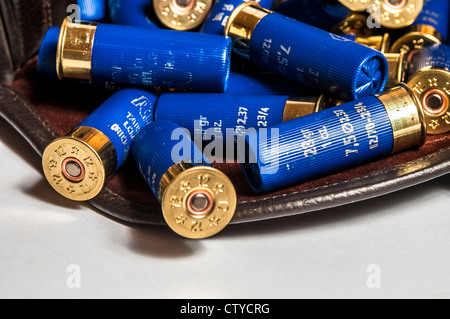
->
[78,0,107,21]
[407,44,450,134]
[132,120,237,239]
[225,2,389,101]
[154,92,335,140]
[42,88,159,201]
[200,0,275,35]
[415,0,449,42]
[108,0,159,29]
[132,120,210,201]
[391,0,449,53]
[56,18,232,92]
[78,89,159,169]
[241,84,426,194]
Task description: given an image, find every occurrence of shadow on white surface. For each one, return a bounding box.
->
[127,225,203,258]
[220,173,450,238]
[20,178,85,210]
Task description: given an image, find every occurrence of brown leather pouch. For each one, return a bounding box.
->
[1,0,449,229]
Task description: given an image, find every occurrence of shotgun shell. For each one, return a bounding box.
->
[154,92,339,138]
[224,2,388,101]
[132,120,237,239]
[42,89,159,201]
[407,44,450,134]
[56,17,231,92]
[241,84,426,193]
[368,0,424,29]
[390,0,448,53]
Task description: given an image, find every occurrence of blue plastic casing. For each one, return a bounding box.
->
[132,120,210,200]
[247,12,388,101]
[155,93,291,138]
[412,0,449,42]
[38,27,60,80]
[78,0,107,21]
[90,23,231,92]
[242,94,396,193]
[226,71,308,95]
[108,0,159,29]
[200,0,275,34]
[78,88,159,170]
[408,44,450,78]
[273,0,351,31]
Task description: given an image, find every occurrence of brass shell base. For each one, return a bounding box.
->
[338,0,372,12]
[42,127,116,201]
[370,0,424,29]
[160,164,237,239]
[407,68,450,135]
[390,26,442,54]
[153,0,213,31]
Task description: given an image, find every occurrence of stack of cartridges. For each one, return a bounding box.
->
[38,0,449,238]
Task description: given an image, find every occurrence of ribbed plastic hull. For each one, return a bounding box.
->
[408,44,450,78]
[155,93,289,137]
[413,0,449,41]
[78,0,107,21]
[91,24,231,92]
[249,13,388,101]
[78,88,159,169]
[242,95,395,193]
[132,120,210,200]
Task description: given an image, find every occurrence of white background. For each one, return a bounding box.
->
[1,117,449,299]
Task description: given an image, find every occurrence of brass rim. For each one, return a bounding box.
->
[407,69,450,135]
[42,136,106,201]
[224,1,269,38]
[372,0,424,29]
[153,0,213,31]
[161,165,237,239]
[390,27,442,53]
